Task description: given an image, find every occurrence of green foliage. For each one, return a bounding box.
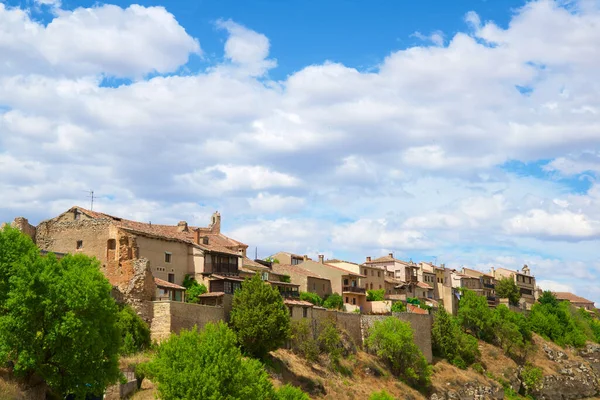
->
[458,290,495,341]
[290,320,319,362]
[0,228,121,399]
[495,277,521,306]
[369,390,395,400]
[521,364,543,395]
[472,363,485,374]
[406,297,420,306]
[529,301,588,347]
[299,292,323,306]
[538,290,559,307]
[323,293,344,310]
[275,384,310,400]
[115,305,151,355]
[182,274,207,304]
[265,256,280,264]
[144,322,275,399]
[365,317,432,388]
[578,308,600,343]
[367,289,385,302]
[230,274,291,358]
[317,319,343,362]
[432,307,480,369]
[390,301,406,313]
[492,305,532,357]
[281,275,291,283]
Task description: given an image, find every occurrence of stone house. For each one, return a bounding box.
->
[364,254,418,283]
[553,292,596,311]
[270,251,305,265]
[12,206,249,297]
[284,299,315,320]
[154,277,187,301]
[271,263,332,299]
[327,259,386,293]
[462,267,497,307]
[491,265,536,308]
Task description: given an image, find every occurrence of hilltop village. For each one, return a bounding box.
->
[7,206,596,343]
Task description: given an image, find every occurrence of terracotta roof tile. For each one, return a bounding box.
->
[198,292,225,297]
[553,292,595,304]
[271,263,327,280]
[416,282,433,289]
[154,277,185,290]
[407,304,429,315]
[284,299,314,307]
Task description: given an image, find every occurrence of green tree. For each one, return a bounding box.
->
[529,301,588,347]
[495,277,521,306]
[317,319,343,362]
[431,308,479,369]
[182,274,207,304]
[230,274,291,358]
[144,323,275,400]
[275,384,310,400]
[390,301,406,313]
[115,304,151,355]
[491,305,531,357]
[299,292,323,306]
[323,293,344,310]
[0,238,121,399]
[457,290,494,341]
[289,320,319,361]
[538,290,559,307]
[281,275,291,283]
[367,289,385,301]
[265,256,280,264]
[365,317,432,388]
[369,390,395,400]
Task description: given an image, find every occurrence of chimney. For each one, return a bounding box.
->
[388,252,394,258]
[366,256,372,262]
[210,211,221,234]
[177,221,188,232]
[440,263,445,269]
[318,254,324,264]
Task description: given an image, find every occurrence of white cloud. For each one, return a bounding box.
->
[504,209,600,240]
[247,193,305,214]
[537,279,574,293]
[544,151,600,175]
[332,219,433,251]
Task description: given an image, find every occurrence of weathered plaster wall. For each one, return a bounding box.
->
[134,235,190,285]
[150,301,226,341]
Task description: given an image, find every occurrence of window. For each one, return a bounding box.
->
[370,283,373,290]
[363,269,367,275]
[224,281,233,294]
[303,307,308,318]
[352,298,356,305]
[233,282,242,292]
[168,273,175,283]
[379,284,382,289]
[165,252,172,263]
[322,283,325,291]
[76,240,83,250]
[343,279,349,286]
[313,282,316,291]
[261,272,269,281]
[74,209,81,220]
[107,239,116,250]
[345,297,349,303]
[377,271,381,277]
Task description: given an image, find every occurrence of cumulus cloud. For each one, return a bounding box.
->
[504,209,600,240]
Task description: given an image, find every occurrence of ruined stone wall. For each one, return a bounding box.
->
[150,301,225,341]
[135,235,190,286]
[10,217,36,240]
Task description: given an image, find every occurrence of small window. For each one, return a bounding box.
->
[224,281,233,294]
[370,283,373,290]
[107,239,116,250]
[379,284,382,289]
[352,298,356,305]
[168,273,175,283]
[363,269,367,275]
[165,252,172,263]
[76,240,83,249]
[74,210,81,220]
[345,297,349,303]
[377,271,381,277]
[303,307,308,318]
[313,282,316,291]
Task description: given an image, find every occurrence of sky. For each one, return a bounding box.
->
[1,0,599,304]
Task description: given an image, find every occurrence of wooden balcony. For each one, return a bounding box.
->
[343,286,366,294]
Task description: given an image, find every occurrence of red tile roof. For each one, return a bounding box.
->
[154,277,186,290]
[284,299,314,307]
[407,304,429,315]
[71,206,245,256]
[553,292,595,305]
[198,292,225,298]
[271,263,327,280]
[416,282,433,289]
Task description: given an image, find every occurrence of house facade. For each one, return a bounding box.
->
[492,266,536,308]
[462,267,497,307]
[553,292,596,311]
[365,254,418,283]
[271,263,332,299]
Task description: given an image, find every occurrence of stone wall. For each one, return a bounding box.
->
[150,301,225,341]
[363,300,391,314]
[311,308,362,346]
[11,217,36,240]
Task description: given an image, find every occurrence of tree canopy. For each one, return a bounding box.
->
[0,227,121,398]
[115,304,151,355]
[495,277,521,306]
[323,293,344,310]
[366,289,385,302]
[182,275,207,304]
[230,273,291,358]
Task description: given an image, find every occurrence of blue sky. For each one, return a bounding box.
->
[1,0,599,303]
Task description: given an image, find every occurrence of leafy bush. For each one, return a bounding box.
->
[144,322,275,399]
[300,291,323,306]
[0,227,121,398]
[365,317,432,388]
[182,275,207,304]
[369,390,395,400]
[317,319,343,362]
[492,305,532,357]
[276,384,310,400]
[472,363,485,374]
[495,277,521,306]
[281,275,291,283]
[367,289,385,301]
[290,320,319,362]
[323,293,344,310]
[230,273,291,358]
[521,364,543,395]
[391,301,406,313]
[458,289,495,342]
[529,299,588,348]
[432,307,480,368]
[115,304,151,355]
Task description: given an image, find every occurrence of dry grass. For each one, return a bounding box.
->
[0,379,25,400]
[131,379,157,400]
[119,352,154,370]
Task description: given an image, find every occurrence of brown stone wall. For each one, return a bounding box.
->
[10,217,36,240]
[306,277,332,298]
[135,235,191,286]
[311,308,362,347]
[150,301,226,341]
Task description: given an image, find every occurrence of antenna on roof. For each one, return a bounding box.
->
[83,190,95,211]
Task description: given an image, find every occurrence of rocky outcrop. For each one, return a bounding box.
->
[430,381,504,400]
[580,343,600,375]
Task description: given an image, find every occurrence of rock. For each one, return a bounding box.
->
[531,360,600,400]
[431,381,504,400]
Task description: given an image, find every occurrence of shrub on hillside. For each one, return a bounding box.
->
[0,227,121,398]
[367,289,385,302]
[492,305,532,358]
[432,307,480,368]
[116,304,151,355]
[529,297,588,348]
[290,320,319,362]
[323,293,344,310]
[317,319,343,362]
[521,364,543,396]
[143,323,275,399]
[365,317,432,388]
[300,291,323,306]
[369,390,395,400]
[390,301,406,313]
[458,290,495,342]
[276,384,310,400]
[495,278,521,306]
[182,275,207,304]
[230,273,291,358]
